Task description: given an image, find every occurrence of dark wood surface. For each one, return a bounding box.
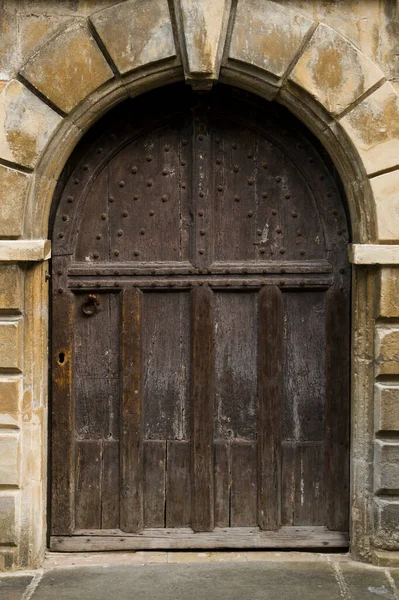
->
[51,84,350,548]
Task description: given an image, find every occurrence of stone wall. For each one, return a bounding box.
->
[0,0,398,569]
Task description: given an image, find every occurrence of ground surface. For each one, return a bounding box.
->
[1,552,399,599]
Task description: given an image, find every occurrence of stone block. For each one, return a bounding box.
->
[20,22,114,113]
[370,170,399,243]
[378,268,399,318]
[0,320,23,372]
[0,266,23,313]
[375,326,399,376]
[340,82,399,176]
[374,440,399,493]
[179,0,230,84]
[0,165,30,238]
[0,434,19,486]
[290,23,384,116]
[91,0,176,76]
[0,495,16,545]
[374,498,399,550]
[230,0,313,80]
[0,79,62,169]
[375,383,399,432]
[0,377,21,427]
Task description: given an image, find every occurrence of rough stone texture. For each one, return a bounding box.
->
[0,435,19,486]
[370,170,399,243]
[0,266,22,313]
[375,384,399,433]
[339,562,396,600]
[340,82,399,176]
[375,327,399,376]
[0,165,30,238]
[20,22,114,113]
[0,79,62,169]
[279,0,398,83]
[0,377,21,428]
[290,23,385,116]
[30,562,344,600]
[0,0,396,573]
[374,441,399,493]
[374,499,399,551]
[91,0,176,76]
[349,245,399,265]
[0,496,16,545]
[0,321,22,373]
[378,268,399,318]
[0,241,51,262]
[179,0,230,84]
[230,0,313,80]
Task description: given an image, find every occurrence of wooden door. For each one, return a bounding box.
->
[50,85,350,551]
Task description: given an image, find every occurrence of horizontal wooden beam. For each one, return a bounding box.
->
[349,244,399,265]
[0,240,51,262]
[50,527,349,551]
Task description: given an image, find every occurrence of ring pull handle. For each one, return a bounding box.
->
[81,294,100,317]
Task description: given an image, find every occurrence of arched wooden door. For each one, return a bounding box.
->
[50,85,350,551]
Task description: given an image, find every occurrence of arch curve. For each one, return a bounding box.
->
[3,0,393,246]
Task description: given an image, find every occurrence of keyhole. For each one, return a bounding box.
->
[58,352,65,364]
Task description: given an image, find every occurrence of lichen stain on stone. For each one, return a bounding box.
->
[347,95,399,147]
[311,46,344,90]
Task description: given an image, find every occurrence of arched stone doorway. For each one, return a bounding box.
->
[50,84,350,551]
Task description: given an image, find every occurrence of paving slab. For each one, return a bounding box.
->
[0,575,33,599]
[340,563,396,600]
[31,562,343,600]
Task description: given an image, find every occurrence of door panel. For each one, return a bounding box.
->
[51,84,350,550]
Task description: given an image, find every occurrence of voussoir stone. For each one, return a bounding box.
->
[340,81,399,176]
[20,22,114,113]
[230,0,313,80]
[0,164,31,238]
[370,170,399,243]
[290,23,384,116]
[91,0,176,76]
[179,0,231,82]
[0,79,62,169]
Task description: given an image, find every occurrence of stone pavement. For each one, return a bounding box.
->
[1,552,399,600]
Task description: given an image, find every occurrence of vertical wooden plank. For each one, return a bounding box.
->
[191,286,214,532]
[257,285,283,530]
[325,286,350,531]
[230,442,257,527]
[281,442,295,526]
[120,287,143,533]
[75,440,102,530]
[294,443,324,526]
[51,257,74,535]
[143,292,190,441]
[102,440,120,529]
[214,442,230,527]
[143,441,166,528]
[166,440,191,527]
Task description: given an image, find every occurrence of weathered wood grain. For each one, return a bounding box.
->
[257,286,283,530]
[143,440,166,528]
[51,256,74,535]
[191,286,214,531]
[120,287,143,533]
[50,526,348,551]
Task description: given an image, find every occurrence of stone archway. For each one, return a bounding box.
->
[0,0,398,569]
